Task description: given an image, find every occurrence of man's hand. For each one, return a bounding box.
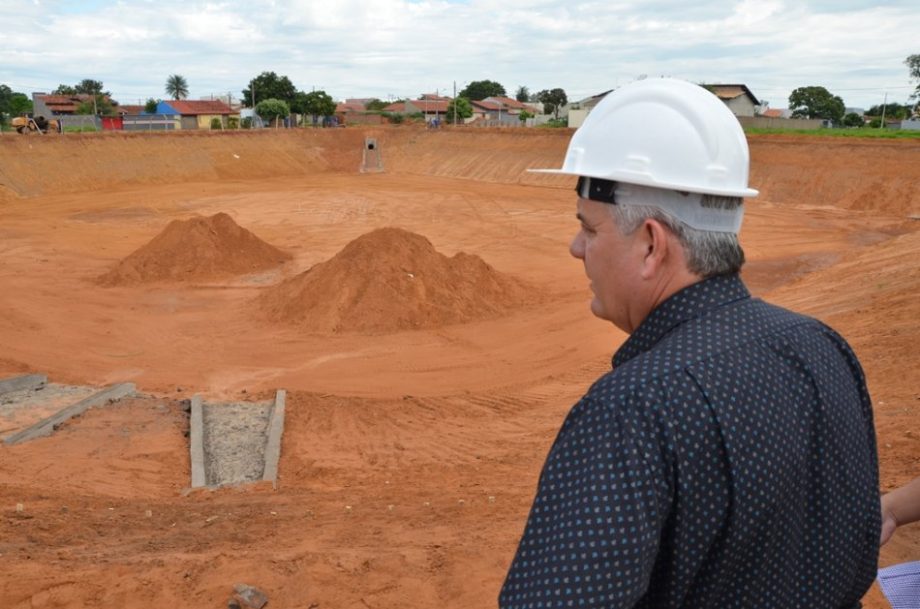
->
[880,476,920,546]
[880,500,898,546]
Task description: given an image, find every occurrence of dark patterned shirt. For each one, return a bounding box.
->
[501,274,880,609]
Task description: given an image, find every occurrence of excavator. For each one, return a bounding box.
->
[11,114,61,134]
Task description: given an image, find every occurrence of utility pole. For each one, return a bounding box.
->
[453,80,457,125]
[880,91,888,129]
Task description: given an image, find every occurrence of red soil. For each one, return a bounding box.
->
[98,212,291,285]
[0,129,917,609]
[257,227,533,333]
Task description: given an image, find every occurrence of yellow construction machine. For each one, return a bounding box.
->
[11,114,61,134]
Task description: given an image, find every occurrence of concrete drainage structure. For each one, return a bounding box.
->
[1,374,135,446]
[360,137,383,173]
[190,389,286,489]
[1,373,287,490]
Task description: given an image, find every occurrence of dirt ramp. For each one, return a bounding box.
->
[99,212,291,285]
[257,227,533,333]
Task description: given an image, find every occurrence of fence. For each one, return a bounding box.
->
[737,116,824,130]
[57,115,101,131]
[122,114,180,131]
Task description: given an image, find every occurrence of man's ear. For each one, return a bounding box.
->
[638,218,671,280]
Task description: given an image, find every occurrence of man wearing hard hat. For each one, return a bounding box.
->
[500,79,879,608]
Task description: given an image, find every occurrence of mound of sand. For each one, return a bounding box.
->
[257,227,532,333]
[99,212,291,285]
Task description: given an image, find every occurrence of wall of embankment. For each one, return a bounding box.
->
[1,128,918,216]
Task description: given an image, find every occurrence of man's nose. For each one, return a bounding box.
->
[569,232,585,260]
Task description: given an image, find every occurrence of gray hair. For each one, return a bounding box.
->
[608,195,745,277]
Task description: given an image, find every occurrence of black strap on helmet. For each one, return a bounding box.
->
[575,176,618,204]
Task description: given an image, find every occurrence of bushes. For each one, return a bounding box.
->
[255,98,290,124]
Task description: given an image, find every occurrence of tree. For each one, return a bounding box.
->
[459,80,506,101]
[289,91,309,117]
[0,85,32,123]
[518,109,534,125]
[76,96,115,116]
[300,90,336,126]
[74,79,108,96]
[52,84,77,95]
[842,112,864,128]
[255,98,290,125]
[144,98,159,114]
[0,84,12,124]
[8,93,31,116]
[515,86,530,103]
[446,97,473,124]
[165,74,189,100]
[365,98,388,111]
[537,88,568,120]
[788,86,845,124]
[906,54,920,111]
[242,72,297,108]
[866,103,911,120]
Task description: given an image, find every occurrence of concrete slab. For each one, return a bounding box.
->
[189,395,206,488]
[3,382,135,445]
[0,374,47,395]
[262,389,286,487]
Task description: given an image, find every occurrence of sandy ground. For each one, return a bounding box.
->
[0,128,918,608]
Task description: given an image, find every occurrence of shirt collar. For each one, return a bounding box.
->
[612,274,751,368]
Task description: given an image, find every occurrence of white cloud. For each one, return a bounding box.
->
[0,0,915,108]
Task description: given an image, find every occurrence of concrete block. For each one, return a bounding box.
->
[261,389,286,486]
[189,395,206,488]
[3,382,135,446]
[0,374,47,395]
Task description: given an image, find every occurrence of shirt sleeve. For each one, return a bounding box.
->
[500,394,671,609]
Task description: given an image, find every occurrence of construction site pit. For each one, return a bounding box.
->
[0,128,917,609]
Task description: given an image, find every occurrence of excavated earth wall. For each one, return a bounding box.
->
[3,128,917,217]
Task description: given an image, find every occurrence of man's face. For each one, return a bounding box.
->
[569,196,645,332]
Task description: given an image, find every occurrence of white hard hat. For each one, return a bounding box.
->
[532,78,758,199]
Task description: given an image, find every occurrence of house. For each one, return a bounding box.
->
[408,94,450,123]
[117,105,146,115]
[565,90,614,128]
[334,100,385,125]
[383,96,450,123]
[480,96,536,114]
[336,101,368,114]
[468,99,524,125]
[155,99,238,129]
[759,108,786,118]
[344,98,375,107]
[198,95,243,112]
[32,93,119,117]
[700,84,760,117]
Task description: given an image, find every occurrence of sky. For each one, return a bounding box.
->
[1,0,917,111]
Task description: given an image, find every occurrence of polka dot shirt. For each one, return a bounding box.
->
[500,274,880,609]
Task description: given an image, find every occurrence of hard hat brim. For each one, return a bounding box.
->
[527,168,759,198]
